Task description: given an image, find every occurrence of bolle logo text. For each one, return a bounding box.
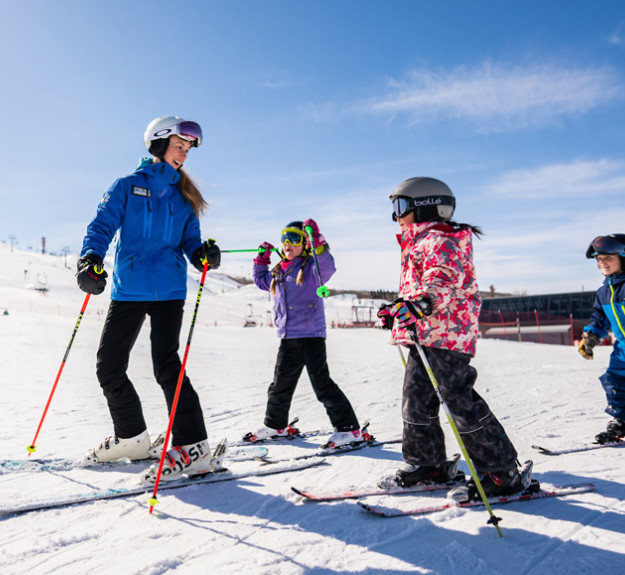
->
[413,197,442,207]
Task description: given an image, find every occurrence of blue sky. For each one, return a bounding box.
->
[1,1,624,294]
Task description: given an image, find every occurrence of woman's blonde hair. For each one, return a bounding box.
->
[178,168,208,217]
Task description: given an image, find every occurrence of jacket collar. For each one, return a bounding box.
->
[136,159,181,186]
[606,273,625,287]
[396,221,451,246]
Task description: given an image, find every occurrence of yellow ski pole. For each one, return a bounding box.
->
[407,328,503,537]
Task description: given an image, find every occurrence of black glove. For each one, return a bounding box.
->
[377,304,394,330]
[76,254,107,295]
[192,239,221,272]
[579,331,601,360]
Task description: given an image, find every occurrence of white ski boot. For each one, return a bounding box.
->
[142,439,227,483]
[243,425,298,442]
[323,429,364,449]
[83,430,151,464]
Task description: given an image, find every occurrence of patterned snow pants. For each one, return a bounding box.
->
[402,345,518,473]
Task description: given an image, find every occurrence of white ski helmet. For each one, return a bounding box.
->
[144,116,202,157]
[389,177,456,222]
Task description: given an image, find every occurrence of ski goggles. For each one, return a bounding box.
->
[586,235,625,258]
[281,228,305,246]
[391,195,454,221]
[152,121,203,147]
[174,121,203,146]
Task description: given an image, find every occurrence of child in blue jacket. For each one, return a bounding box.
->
[243,219,362,448]
[580,234,625,443]
[77,116,221,481]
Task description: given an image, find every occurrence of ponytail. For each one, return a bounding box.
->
[269,256,310,295]
[178,168,208,217]
[447,221,483,238]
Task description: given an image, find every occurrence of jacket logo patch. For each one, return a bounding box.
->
[131,186,151,197]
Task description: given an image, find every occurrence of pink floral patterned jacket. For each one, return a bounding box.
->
[390,221,481,356]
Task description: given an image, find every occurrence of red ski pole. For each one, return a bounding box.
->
[148,261,209,514]
[27,293,92,456]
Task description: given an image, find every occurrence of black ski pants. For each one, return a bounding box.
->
[264,338,359,432]
[402,345,518,473]
[96,300,207,446]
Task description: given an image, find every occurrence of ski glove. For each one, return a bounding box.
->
[192,239,221,272]
[578,331,601,360]
[253,242,275,266]
[377,304,394,330]
[390,296,432,329]
[76,254,107,295]
[303,218,326,254]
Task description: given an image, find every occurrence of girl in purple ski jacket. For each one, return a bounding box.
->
[243,219,362,449]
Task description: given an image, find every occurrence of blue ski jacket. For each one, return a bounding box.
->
[80,161,202,301]
[585,273,625,358]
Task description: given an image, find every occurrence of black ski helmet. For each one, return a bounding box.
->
[284,221,304,231]
[586,234,625,270]
[389,177,456,222]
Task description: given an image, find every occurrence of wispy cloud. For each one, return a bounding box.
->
[359,62,623,132]
[484,158,625,198]
[608,21,625,46]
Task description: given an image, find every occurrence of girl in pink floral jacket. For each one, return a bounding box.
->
[377,177,523,500]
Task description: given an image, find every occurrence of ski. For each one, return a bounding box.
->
[291,454,463,501]
[532,441,624,456]
[262,437,401,465]
[357,482,596,517]
[0,457,326,517]
[0,445,268,475]
[292,476,464,502]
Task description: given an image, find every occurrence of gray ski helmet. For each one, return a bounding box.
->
[389,177,456,222]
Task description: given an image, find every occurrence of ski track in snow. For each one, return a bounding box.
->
[1,244,624,575]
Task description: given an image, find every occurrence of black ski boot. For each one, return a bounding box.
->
[379,454,462,489]
[465,464,523,500]
[594,419,625,444]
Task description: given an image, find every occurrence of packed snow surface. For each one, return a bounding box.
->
[0,244,623,575]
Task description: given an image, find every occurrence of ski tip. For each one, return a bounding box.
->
[531,445,555,455]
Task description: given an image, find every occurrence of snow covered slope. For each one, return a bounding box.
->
[0,244,623,575]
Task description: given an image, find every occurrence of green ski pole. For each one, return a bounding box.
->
[304,225,330,298]
[221,248,279,254]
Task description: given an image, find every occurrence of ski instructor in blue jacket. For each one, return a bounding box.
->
[77,116,221,482]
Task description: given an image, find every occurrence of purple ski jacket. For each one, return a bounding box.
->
[253,250,335,339]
